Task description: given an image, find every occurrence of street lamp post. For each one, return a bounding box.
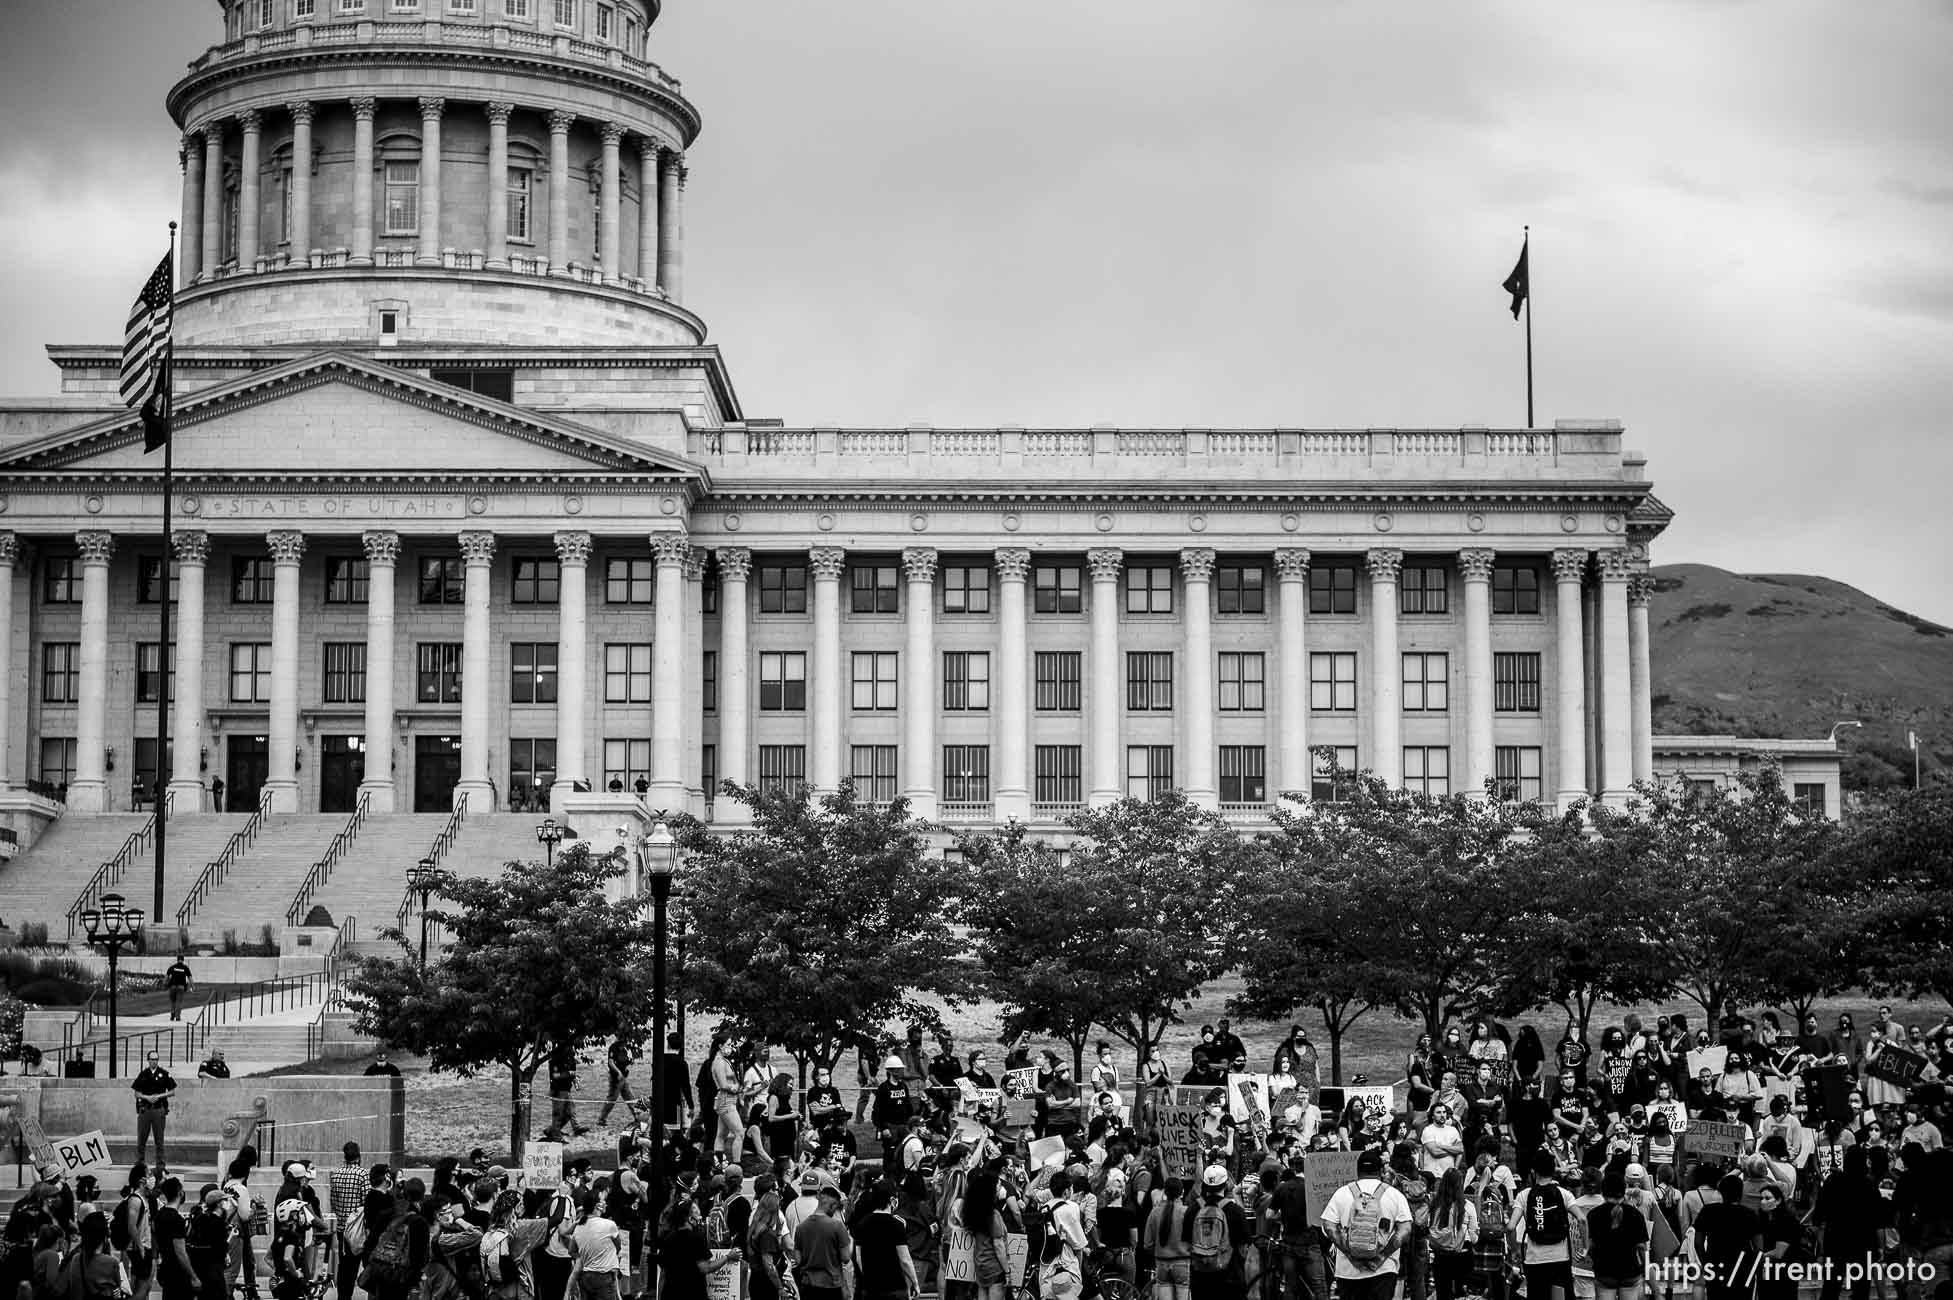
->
[80,891,146,1078]
[641,822,678,1237]
[405,857,438,971]
[536,817,564,866]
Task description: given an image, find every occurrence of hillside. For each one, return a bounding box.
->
[1649,563,1953,790]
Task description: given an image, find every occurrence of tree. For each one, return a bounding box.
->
[672,782,971,1082]
[1851,783,1953,1007]
[957,824,1109,1076]
[341,843,659,1159]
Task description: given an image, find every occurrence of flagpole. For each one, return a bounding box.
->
[154,222,177,925]
[1523,225,1533,428]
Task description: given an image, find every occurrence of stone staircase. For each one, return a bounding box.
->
[178,814,351,934]
[305,812,546,942]
[0,813,250,934]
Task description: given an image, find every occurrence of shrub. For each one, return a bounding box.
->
[259,924,276,952]
[18,922,48,948]
[0,993,23,1060]
[302,905,334,928]
[221,929,239,956]
[13,976,92,1006]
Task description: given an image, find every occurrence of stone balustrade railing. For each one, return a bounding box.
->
[185,248,673,303]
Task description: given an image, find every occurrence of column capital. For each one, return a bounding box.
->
[418,96,446,120]
[682,550,708,582]
[639,139,663,163]
[1365,548,1404,583]
[808,546,848,581]
[362,529,401,566]
[171,530,211,566]
[1272,547,1311,581]
[458,530,497,566]
[901,547,938,584]
[600,121,626,146]
[0,532,17,567]
[237,108,262,133]
[672,155,689,187]
[993,547,1031,582]
[182,127,206,152]
[267,529,307,564]
[649,529,691,567]
[548,109,577,135]
[1627,574,1656,608]
[1179,548,1216,583]
[287,100,315,127]
[1549,548,1590,583]
[553,531,593,565]
[350,96,378,122]
[715,546,753,582]
[485,101,515,126]
[1086,548,1123,582]
[1595,547,1634,581]
[1458,548,1497,582]
[75,531,115,565]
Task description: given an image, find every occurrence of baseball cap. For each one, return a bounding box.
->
[1356,1148,1385,1174]
[1201,1164,1229,1188]
[798,1169,822,1192]
[282,1160,316,1180]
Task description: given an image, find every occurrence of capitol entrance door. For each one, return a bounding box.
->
[225,735,269,811]
[414,735,461,813]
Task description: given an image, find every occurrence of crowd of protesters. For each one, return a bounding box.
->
[5,1008,1951,1300]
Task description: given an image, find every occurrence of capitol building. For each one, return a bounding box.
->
[0,0,1680,930]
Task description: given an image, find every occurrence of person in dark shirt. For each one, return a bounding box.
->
[1508,1081,1552,1173]
[363,1052,401,1077]
[852,1179,918,1300]
[132,1053,178,1169]
[1210,1019,1248,1070]
[164,958,194,1020]
[154,1177,198,1300]
[598,1038,637,1126]
[658,1196,735,1300]
[1585,1170,1650,1297]
[804,1065,847,1131]
[1691,1173,1760,1300]
[1812,1147,1887,1300]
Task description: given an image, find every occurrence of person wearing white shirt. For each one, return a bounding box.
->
[1419,1105,1466,1178]
[1319,1147,1413,1300]
[1507,1150,1576,1300]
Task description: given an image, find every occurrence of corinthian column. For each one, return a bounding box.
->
[1272,549,1310,807]
[287,101,313,263]
[1086,548,1124,807]
[1550,549,1589,810]
[485,102,513,267]
[637,142,661,284]
[202,125,225,274]
[263,529,306,813]
[167,532,210,809]
[809,547,847,794]
[715,547,752,824]
[1628,571,1655,786]
[68,532,115,813]
[1366,549,1404,787]
[683,550,708,815]
[1181,548,1218,809]
[456,530,497,812]
[599,122,624,281]
[1459,548,1496,798]
[900,548,939,819]
[181,133,206,285]
[657,150,684,300]
[0,535,16,790]
[416,97,445,265]
[1597,547,1634,807]
[350,98,376,264]
[993,549,1031,821]
[238,110,263,268]
[553,531,592,805]
[359,531,400,812]
[648,530,690,809]
[547,110,574,272]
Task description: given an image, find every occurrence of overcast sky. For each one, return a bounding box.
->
[2,0,1948,622]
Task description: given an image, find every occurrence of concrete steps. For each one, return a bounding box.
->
[0,813,251,934]
[305,813,546,942]
[180,814,350,933]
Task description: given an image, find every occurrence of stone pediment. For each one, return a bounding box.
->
[0,351,703,482]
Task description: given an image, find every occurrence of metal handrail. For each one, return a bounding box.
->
[305,984,348,1064]
[64,791,175,937]
[284,792,373,926]
[395,794,468,930]
[174,787,277,926]
[199,957,340,1031]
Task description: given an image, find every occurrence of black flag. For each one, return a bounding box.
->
[1502,237,1529,319]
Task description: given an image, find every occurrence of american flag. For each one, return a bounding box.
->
[119,251,174,451]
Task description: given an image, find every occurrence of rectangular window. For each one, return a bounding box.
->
[702,651,717,713]
[231,556,276,604]
[603,643,651,704]
[594,2,612,39]
[759,563,808,614]
[1216,564,1265,614]
[448,0,479,11]
[1218,745,1267,804]
[942,651,990,712]
[1309,652,1357,712]
[623,14,638,55]
[1404,745,1451,798]
[942,745,990,803]
[1312,746,1358,803]
[508,738,554,807]
[1402,652,1450,712]
[1218,652,1265,712]
[1309,565,1357,615]
[1124,565,1174,614]
[257,0,274,27]
[702,743,716,804]
[136,643,178,705]
[416,642,463,704]
[603,738,650,794]
[137,556,180,605]
[850,564,899,614]
[394,0,421,8]
[503,0,528,16]
[39,737,78,790]
[1495,746,1544,803]
[1034,745,1083,805]
[1400,565,1449,614]
[230,643,273,703]
[1125,745,1174,801]
[759,651,807,711]
[1126,651,1174,711]
[510,642,558,704]
[322,642,367,704]
[942,565,991,614]
[1033,563,1082,614]
[850,745,899,805]
[1493,565,1542,615]
[604,557,653,605]
[383,161,419,236]
[511,557,560,605]
[1793,782,1826,815]
[1034,651,1081,712]
[1493,651,1542,713]
[325,557,369,605]
[418,556,465,605]
[757,745,806,799]
[339,0,365,14]
[41,556,79,604]
[42,643,80,704]
[279,166,293,245]
[851,652,898,712]
[294,0,315,17]
[701,570,719,614]
[552,0,576,26]
[507,167,533,242]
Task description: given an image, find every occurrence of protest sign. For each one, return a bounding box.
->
[52,1130,113,1178]
[1685,1120,1746,1161]
[952,1116,987,1146]
[1342,1086,1395,1135]
[1866,1044,1928,1089]
[1028,1137,1068,1171]
[1227,1073,1271,1130]
[1649,1098,1690,1135]
[943,1224,977,1283]
[1761,1078,1797,1115]
[1005,1067,1040,1095]
[955,1077,981,1102]
[1006,1235,1030,1290]
[522,1140,564,1190]
[1172,1084,1222,1107]
[972,1088,1002,1111]
[1686,1046,1728,1081]
[1156,1103,1204,1180]
[1478,1059,1513,1092]
[1005,1096,1038,1128]
[705,1262,743,1300]
[1303,1151,1360,1224]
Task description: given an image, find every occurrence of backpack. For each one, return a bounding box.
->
[480,1229,515,1288]
[110,1198,137,1252]
[1189,1202,1234,1273]
[363,1214,417,1289]
[1525,1184,1570,1247]
[341,1207,368,1257]
[1342,1181,1389,1263]
[188,1205,231,1256]
[1475,1179,1510,1244]
[705,1196,745,1250]
[1430,1207,1473,1255]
